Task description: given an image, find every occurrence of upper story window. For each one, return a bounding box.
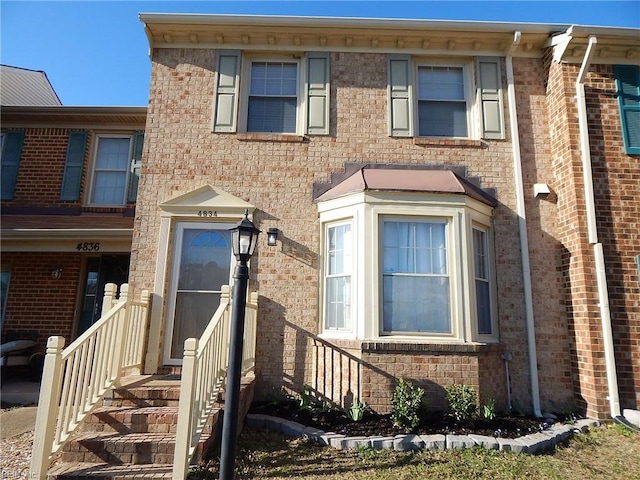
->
[417,66,468,137]
[213,50,330,136]
[247,61,299,133]
[614,65,640,155]
[0,130,24,201]
[388,55,503,140]
[87,133,143,206]
[317,167,498,343]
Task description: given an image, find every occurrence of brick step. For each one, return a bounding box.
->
[81,405,222,436]
[60,432,181,464]
[107,385,182,408]
[46,462,173,479]
[79,406,180,434]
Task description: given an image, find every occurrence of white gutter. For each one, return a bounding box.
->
[506,31,543,418]
[575,35,621,418]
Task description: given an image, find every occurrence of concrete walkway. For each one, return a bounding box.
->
[1,378,40,439]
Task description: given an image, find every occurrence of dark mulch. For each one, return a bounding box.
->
[249,399,556,439]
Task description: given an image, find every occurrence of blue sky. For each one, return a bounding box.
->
[2,1,639,106]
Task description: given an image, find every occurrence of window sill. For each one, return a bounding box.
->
[413,137,485,148]
[236,133,306,143]
[361,340,502,354]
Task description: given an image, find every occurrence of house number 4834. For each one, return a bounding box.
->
[76,242,100,252]
[198,211,218,217]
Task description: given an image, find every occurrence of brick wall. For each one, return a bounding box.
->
[1,252,82,350]
[585,64,640,411]
[131,47,594,416]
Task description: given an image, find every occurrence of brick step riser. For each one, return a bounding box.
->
[106,388,182,408]
[60,438,210,465]
[79,417,218,435]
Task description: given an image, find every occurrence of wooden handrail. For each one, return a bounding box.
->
[173,286,258,480]
[29,284,150,480]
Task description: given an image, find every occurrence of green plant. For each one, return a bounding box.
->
[445,384,477,423]
[481,398,496,420]
[347,398,368,422]
[298,385,313,409]
[391,378,425,431]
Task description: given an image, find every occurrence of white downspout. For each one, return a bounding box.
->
[575,35,621,419]
[506,31,543,418]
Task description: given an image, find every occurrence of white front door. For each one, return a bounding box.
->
[164,222,234,364]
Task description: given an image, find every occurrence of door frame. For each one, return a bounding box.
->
[162,221,235,365]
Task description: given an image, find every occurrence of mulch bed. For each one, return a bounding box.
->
[249,399,554,439]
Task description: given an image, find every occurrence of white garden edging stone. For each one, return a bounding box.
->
[245,414,599,454]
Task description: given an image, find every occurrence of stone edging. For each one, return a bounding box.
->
[246,414,600,454]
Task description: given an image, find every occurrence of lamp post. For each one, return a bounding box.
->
[219,211,260,480]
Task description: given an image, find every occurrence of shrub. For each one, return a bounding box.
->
[445,384,477,422]
[391,378,425,431]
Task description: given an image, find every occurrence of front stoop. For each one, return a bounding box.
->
[46,374,254,480]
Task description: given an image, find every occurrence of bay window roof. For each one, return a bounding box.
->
[315,166,497,207]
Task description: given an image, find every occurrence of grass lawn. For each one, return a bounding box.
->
[191,423,639,479]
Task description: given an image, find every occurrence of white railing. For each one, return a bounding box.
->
[29,284,150,480]
[173,287,258,480]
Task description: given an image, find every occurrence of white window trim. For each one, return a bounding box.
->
[320,218,355,337]
[238,54,306,134]
[470,222,498,341]
[318,191,496,343]
[378,214,457,338]
[86,134,134,207]
[413,59,477,139]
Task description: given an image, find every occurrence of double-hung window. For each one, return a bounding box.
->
[382,219,451,334]
[614,65,640,155]
[213,50,330,135]
[417,66,468,137]
[388,55,503,139]
[88,134,143,206]
[324,222,352,332]
[473,227,492,335]
[247,61,299,133]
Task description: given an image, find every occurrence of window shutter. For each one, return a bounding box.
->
[127,132,144,203]
[60,131,87,201]
[614,65,640,155]
[213,50,241,133]
[306,52,330,135]
[388,55,412,137]
[1,130,25,200]
[477,57,504,140]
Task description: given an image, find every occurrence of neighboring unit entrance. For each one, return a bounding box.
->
[78,255,130,336]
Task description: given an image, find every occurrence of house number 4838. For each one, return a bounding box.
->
[76,242,100,252]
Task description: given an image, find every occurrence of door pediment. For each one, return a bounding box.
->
[159,185,255,219]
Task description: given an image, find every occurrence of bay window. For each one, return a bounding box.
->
[318,167,497,343]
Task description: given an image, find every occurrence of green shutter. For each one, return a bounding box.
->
[306,52,330,135]
[127,132,144,202]
[213,50,241,133]
[477,57,504,140]
[1,130,25,200]
[614,65,640,155]
[60,131,87,201]
[388,55,412,137]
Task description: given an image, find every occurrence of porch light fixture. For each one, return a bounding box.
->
[230,210,260,262]
[267,227,279,246]
[50,267,63,280]
[220,211,260,480]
